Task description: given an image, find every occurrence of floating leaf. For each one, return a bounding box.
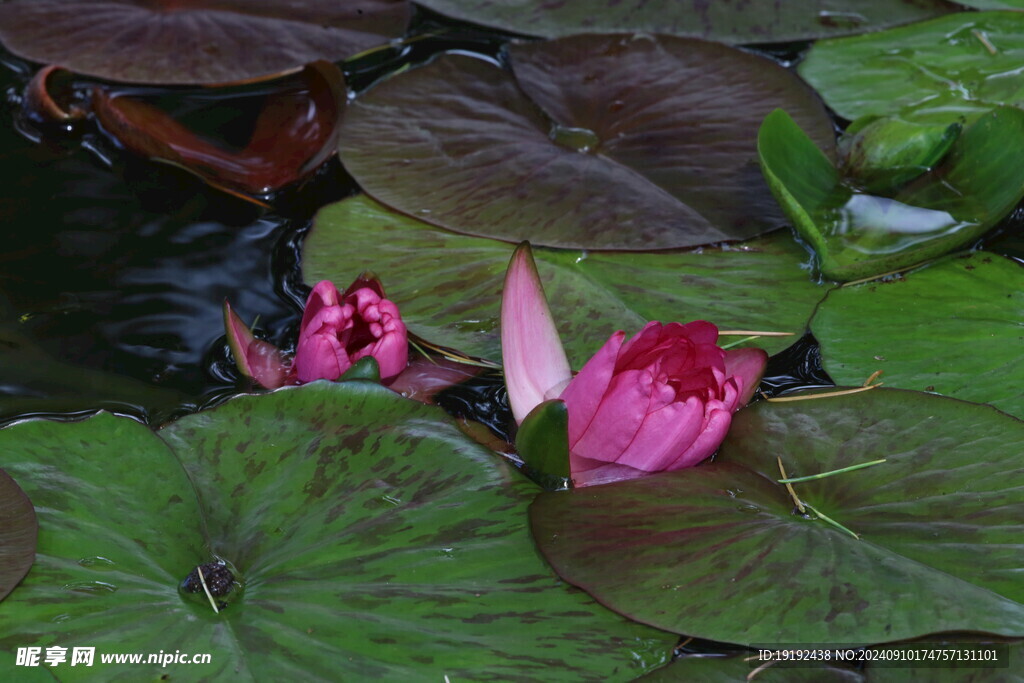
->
[799,12,1024,124]
[303,195,826,362]
[0,468,36,603]
[415,0,955,44]
[0,382,673,679]
[93,61,344,197]
[531,389,1024,645]
[339,34,835,249]
[812,252,1024,418]
[0,0,411,85]
[758,107,1024,281]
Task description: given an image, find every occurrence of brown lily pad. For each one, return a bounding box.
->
[0,468,37,602]
[0,0,411,85]
[415,0,957,44]
[338,34,835,250]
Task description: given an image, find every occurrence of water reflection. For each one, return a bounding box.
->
[823,193,974,255]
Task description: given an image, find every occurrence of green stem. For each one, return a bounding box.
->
[803,502,859,539]
[778,458,886,483]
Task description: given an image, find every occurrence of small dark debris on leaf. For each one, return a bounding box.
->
[182,560,234,597]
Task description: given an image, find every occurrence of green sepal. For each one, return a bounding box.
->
[515,399,571,491]
[340,356,381,382]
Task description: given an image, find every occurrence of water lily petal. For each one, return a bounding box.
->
[295,333,349,383]
[299,280,344,341]
[501,242,572,423]
[559,329,625,443]
[665,405,733,470]
[223,300,291,389]
[724,346,769,406]
[570,368,651,462]
[614,396,705,472]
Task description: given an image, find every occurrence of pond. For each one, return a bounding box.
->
[0,1,1022,680]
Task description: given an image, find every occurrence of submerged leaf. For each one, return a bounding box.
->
[93,62,344,197]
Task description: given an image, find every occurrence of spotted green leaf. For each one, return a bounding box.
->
[531,389,1024,645]
[303,195,826,364]
[0,382,674,680]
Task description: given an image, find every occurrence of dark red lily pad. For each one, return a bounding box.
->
[415,0,956,43]
[0,0,411,85]
[0,468,37,602]
[93,61,345,197]
[339,34,835,249]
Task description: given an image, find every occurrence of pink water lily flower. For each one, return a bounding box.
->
[501,243,767,487]
[224,276,408,388]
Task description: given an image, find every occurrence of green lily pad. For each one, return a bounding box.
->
[811,252,1024,418]
[0,0,411,85]
[0,468,36,602]
[531,389,1024,645]
[303,195,828,363]
[338,34,835,250]
[0,382,674,680]
[415,0,954,43]
[758,107,1024,281]
[799,12,1024,124]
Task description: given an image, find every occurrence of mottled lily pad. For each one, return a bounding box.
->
[811,252,1024,418]
[0,382,674,679]
[0,469,36,603]
[799,12,1024,124]
[93,62,345,197]
[339,34,835,250]
[0,0,411,85]
[303,195,828,362]
[415,0,955,43]
[531,389,1024,645]
[758,107,1024,281]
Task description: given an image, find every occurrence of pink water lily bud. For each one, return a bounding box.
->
[501,243,573,423]
[499,243,768,487]
[560,321,767,486]
[294,278,408,382]
[223,300,292,389]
